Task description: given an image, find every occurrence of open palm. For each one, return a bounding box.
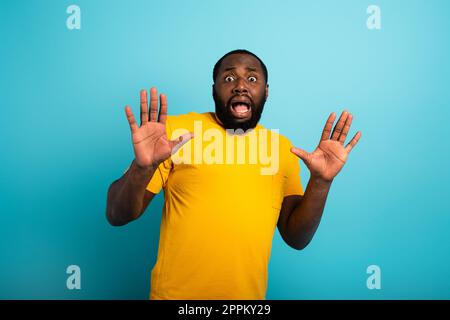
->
[125,88,192,169]
[291,111,361,182]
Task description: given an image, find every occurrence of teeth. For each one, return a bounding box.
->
[232,103,250,114]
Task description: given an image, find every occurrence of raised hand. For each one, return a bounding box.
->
[290,111,361,182]
[125,87,193,169]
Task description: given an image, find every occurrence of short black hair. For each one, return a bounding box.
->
[213,49,268,84]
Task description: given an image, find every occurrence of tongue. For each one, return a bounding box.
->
[234,104,248,112]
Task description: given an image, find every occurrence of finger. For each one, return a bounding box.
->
[169,132,194,154]
[345,131,362,153]
[330,111,349,141]
[158,93,168,124]
[149,87,158,122]
[320,112,336,141]
[290,147,310,164]
[338,113,353,144]
[125,106,138,133]
[140,89,148,126]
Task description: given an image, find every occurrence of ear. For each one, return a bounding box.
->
[265,84,269,100]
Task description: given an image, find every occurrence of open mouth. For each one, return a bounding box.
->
[229,101,252,119]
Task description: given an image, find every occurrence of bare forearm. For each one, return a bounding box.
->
[286,176,332,249]
[106,160,156,226]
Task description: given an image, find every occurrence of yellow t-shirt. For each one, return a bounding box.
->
[147,112,303,300]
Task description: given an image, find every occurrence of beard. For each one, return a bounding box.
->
[213,89,266,132]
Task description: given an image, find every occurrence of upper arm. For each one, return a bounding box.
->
[277,194,303,244]
[121,164,158,219]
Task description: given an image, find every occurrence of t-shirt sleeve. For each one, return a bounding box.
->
[284,138,304,197]
[146,158,172,194]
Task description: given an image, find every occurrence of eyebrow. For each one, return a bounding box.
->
[223,66,258,72]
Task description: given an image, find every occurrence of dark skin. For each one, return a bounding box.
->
[212,54,268,129]
[106,88,193,226]
[279,110,361,249]
[106,53,361,251]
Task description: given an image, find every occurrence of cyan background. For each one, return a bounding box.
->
[1,0,449,299]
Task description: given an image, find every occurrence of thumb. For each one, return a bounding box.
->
[170,132,194,154]
[290,147,310,164]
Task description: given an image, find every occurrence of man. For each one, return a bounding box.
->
[106,49,361,300]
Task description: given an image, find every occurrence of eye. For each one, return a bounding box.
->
[225,75,235,82]
[248,76,257,82]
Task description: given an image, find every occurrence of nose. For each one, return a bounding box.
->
[232,77,248,95]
